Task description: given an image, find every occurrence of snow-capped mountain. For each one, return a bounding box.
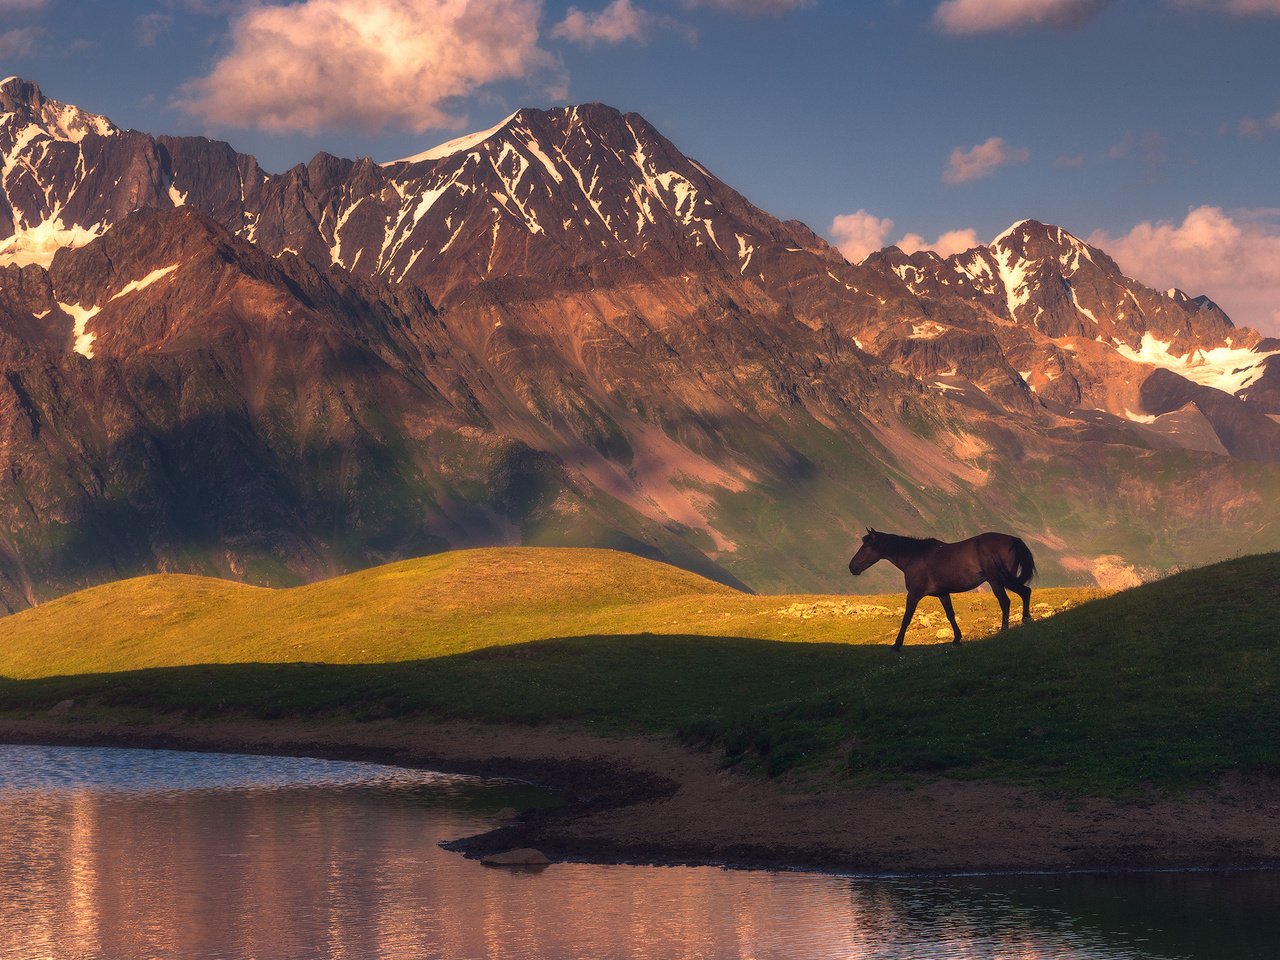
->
[1,76,1279,610]
[858,219,1279,424]
[1,80,824,303]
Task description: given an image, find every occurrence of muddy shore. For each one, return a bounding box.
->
[3,714,1278,876]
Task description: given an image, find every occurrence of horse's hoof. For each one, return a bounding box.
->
[952,639,962,645]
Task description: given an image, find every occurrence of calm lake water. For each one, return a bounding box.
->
[0,744,1276,960]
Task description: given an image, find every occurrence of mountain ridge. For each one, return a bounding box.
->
[0,77,1278,610]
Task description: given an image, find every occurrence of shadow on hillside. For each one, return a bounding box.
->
[0,633,900,728]
[5,576,1277,792]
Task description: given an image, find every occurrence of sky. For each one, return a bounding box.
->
[2,0,1278,331]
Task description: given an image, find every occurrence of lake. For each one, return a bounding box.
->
[0,744,1274,959]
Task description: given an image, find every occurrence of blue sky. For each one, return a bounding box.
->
[3,0,1279,329]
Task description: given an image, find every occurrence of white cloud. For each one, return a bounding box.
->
[830,210,894,263]
[1089,206,1280,335]
[829,210,978,262]
[681,0,812,15]
[943,136,1030,184]
[1222,0,1280,11]
[933,0,1109,33]
[0,26,37,57]
[551,0,693,46]
[931,0,1280,33]
[177,0,559,135]
[898,228,982,258]
[1173,0,1280,15]
[135,12,173,47]
[1238,111,1280,136]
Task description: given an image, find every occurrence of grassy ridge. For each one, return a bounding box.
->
[0,547,1086,679]
[4,547,1276,794]
[690,551,1280,789]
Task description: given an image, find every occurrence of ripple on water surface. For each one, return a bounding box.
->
[0,744,1276,960]
[0,743,456,795]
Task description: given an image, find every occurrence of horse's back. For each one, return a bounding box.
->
[970,531,1021,549]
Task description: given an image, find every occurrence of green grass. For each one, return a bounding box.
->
[4,546,1276,795]
[688,551,1280,790]
[0,547,1082,678]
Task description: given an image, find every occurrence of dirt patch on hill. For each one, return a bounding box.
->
[2,714,1278,875]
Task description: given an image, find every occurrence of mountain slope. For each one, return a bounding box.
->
[0,78,1279,608]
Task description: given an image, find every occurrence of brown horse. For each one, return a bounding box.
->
[848,529,1036,649]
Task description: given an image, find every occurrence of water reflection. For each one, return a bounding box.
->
[0,745,1274,960]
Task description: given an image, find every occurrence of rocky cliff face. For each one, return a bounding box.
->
[1,76,1278,608]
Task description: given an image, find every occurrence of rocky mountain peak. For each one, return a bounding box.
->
[990,218,1107,266]
[0,76,117,143]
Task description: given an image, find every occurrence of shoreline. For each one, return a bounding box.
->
[3,713,1280,878]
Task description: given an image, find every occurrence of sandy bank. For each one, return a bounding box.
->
[2,714,1278,875]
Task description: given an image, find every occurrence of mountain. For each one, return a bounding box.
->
[1,76,1279,609]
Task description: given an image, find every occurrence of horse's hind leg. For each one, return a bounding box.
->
[893,593,920,650]
[991,582,1011,630]
[1011,582,1032,624]
[938,593,962,645]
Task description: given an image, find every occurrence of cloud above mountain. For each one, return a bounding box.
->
[552,0,694,46]
[1090,206,1280,334]
[682,0,812,15]
[933,0,1111,34]
[1173,0,1280,15]
[177,0,558,134]
[830,209,978,262]
[943,137,1030,184]
[934,0,1280,34]
[0,26,37,56]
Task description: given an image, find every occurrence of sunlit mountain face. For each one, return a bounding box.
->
[1,76,1279,610]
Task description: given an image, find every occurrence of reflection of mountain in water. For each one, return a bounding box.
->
[2,745,1270,959]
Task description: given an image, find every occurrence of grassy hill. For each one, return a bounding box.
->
[0,547,1088,679]
[4,546,1277,795]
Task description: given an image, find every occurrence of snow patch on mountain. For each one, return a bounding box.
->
[109,263,180,301]
[1068,285,1098,324]
[55,301,101,357]
[0,217,103,268]
[991,219,1032,247]
[911,321,948,339]
[386,112,520,166]
[992,244,1032,318]
[1112,333,1280,395]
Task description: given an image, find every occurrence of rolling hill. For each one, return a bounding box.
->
[0,546,1092,679]
[7,547,1279,796]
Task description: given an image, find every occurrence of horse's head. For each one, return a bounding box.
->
[848,528,882,576]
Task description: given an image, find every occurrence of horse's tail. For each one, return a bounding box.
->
[1009,537,1036,586]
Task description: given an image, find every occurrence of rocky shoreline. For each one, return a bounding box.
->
[3,714,1279,877]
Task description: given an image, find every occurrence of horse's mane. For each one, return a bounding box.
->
[870,531,943,555]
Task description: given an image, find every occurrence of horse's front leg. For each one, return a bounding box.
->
[893,592,921,650]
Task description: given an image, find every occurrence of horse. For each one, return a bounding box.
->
[848,529,1036,649]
